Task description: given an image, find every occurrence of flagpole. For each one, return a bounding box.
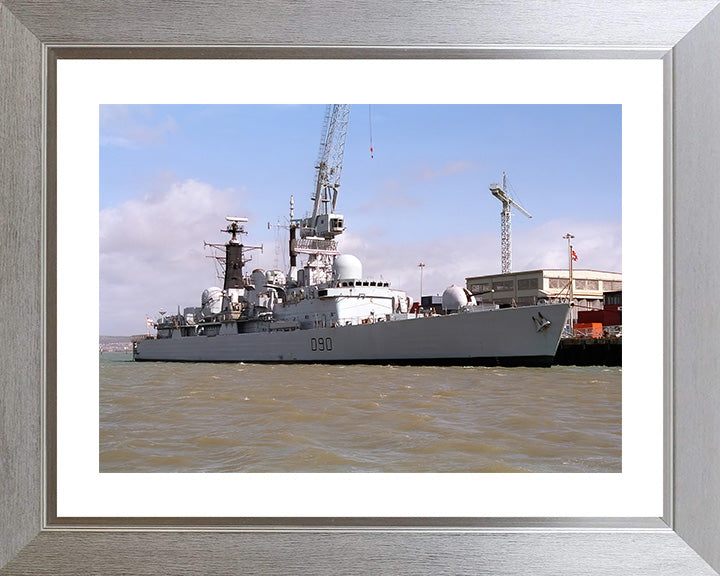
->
[563,233,575,334]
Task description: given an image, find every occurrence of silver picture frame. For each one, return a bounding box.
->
[2,1,720,574]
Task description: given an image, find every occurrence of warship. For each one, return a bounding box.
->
[133,105,569,366]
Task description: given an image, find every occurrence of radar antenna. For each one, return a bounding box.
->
[223,216,249,244]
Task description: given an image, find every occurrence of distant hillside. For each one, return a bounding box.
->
[99,335,132,345]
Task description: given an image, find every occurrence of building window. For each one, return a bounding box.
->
[518,278,538,290]
[549,278,566,290]
[492,279,515,292]
[575,279,599,291]
[605,292,622,306]
[469,281,492,294]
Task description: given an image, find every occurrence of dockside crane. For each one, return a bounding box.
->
[290,104,351,285]
[310,104,350,224]
[489,172,531,274]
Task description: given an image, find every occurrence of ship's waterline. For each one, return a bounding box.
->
[100,356,621,473]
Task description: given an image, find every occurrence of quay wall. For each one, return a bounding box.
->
[554,337,621,367]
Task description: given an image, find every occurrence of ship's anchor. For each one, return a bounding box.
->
[532,312,551,332]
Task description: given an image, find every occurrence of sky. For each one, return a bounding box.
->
[100,104,621,336]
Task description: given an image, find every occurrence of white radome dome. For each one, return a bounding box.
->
[442,285,468,312]
[333,254,363,281]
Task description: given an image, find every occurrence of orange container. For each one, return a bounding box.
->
[573,322,604,338]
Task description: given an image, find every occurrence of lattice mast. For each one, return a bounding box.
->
[290,105,351,285]
[311,104,350,220]
[489,172,532,274]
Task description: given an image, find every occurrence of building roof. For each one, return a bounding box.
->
[467,268,622,280]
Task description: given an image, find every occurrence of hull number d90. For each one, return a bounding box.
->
[310,337,333,352]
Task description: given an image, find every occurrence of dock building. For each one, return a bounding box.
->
[465,269,622,324]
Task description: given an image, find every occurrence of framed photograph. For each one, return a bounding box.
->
[2,2,719,574]
[63,62,648,519]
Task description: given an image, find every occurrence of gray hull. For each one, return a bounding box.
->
[135,303,569,367]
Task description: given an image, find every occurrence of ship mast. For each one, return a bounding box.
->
[203,217,262,289]
[222,217,248,289]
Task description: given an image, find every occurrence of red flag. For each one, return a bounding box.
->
[572,250,578,261]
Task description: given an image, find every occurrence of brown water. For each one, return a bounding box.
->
[99,353,621,473]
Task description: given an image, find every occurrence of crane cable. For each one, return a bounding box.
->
[368,104,374,159]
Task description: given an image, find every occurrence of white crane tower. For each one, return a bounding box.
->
[310,104,350,227]
[289,104,351,285]
[489,172,532,274]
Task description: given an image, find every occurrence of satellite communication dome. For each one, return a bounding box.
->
[333,254,363,281]
[442,285,469,312]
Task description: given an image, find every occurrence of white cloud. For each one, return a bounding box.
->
[100,179,248,335]
[338,229,498,300]
[338,217,621,301]
[515,219,622,273]
[101,179,621,335]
